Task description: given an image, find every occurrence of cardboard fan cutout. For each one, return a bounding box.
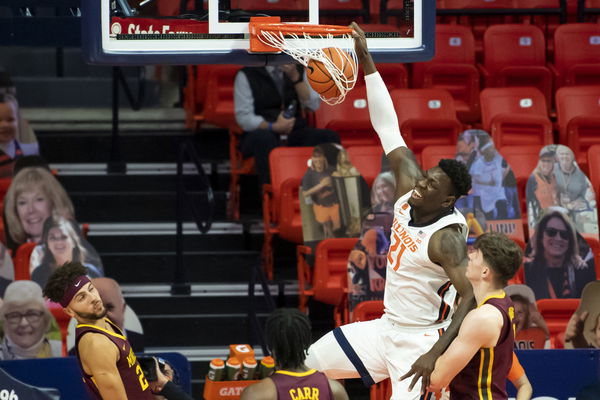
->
[524,207,596,300]
[347,168,395,320]
[299,144,370,247]
[454,130,524,240]
[526,144,598,237]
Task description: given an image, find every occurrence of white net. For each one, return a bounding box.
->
[258,29,358,105]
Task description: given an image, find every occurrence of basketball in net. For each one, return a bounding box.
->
[306,48,357,101]
[249,18,358,105]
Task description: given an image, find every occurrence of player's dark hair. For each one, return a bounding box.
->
[474,233,522,287]
[438,159,472,198]
[43,261,88,303]
[265,308,312,370]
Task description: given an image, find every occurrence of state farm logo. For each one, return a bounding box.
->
[111,22,122,35]
[218,386,245,396]
[126,24,192,34]
[110,22,193,36]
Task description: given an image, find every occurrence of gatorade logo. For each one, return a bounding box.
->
[519,98,533,108]
[519,36,532,46]
[354,99,367,109]
[219,387,245,396]
[235,345,250,353]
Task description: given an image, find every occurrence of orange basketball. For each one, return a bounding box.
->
[306,47,356,100]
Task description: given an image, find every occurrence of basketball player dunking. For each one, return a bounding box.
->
[429,233,522,399]
[43,262,154,400]
[305,24,476,399]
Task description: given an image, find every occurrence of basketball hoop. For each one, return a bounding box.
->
[249,17,358,105]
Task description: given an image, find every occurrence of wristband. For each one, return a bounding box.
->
[268,122,273,131]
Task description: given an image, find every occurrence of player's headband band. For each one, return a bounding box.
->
[60,275,91,307]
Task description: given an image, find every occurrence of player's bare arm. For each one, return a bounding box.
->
[329,379,350,400]
[428,305,503,391]
[240,377,277,400]
[401,226,476,392]
[351,21,424,200]
[78,332,128,400]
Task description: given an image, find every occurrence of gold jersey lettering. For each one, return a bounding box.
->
[127,348,137,368]
[289,387,320,400]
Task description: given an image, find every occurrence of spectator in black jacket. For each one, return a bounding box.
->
[234,64,340,185]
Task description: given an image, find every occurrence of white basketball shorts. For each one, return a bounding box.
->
[305,315,447,400]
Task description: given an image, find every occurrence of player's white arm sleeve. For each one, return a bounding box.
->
[364,72,407,155]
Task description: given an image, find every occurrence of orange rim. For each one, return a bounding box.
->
[253,23,353,36]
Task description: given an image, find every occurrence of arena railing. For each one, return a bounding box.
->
[171,140,215,295]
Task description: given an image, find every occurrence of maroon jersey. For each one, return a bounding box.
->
[270,369,334,400]
[450,293,515,400]
[75,319,154,400]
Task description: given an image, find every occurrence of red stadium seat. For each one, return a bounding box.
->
[480,87,553,147]
[262,147,313,279]
[390,89,462,160]
[412,24,480,123]
[481,24,552,110]
[582,234,600,279]
[588,144,600,199]
[500,144,544,217]
[352,300,384,322]
[555,86,600,167]
[296,238,357,325]
[312,238,356,307]
[552,23,600,87]
[185,65,241,130]
[227,126,254,220]
[421,145,457,170]
[47,302,70,356]
[202,65,242,129]
[367,63,409,92]
[13,242,36,280]
[536,298,580,342]
[347,146,384,187]
[314,85,378,148]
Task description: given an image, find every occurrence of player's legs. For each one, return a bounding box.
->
[382,323,445,400]
[305,318,389,385]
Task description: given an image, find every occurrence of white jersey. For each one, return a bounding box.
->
[383,191,468,328]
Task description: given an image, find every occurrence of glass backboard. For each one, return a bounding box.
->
[82,0,434,65]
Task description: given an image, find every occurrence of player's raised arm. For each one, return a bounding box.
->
[351,22,423,200]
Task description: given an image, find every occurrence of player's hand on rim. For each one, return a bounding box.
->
[349,22,369,60]
[400,351,438,395]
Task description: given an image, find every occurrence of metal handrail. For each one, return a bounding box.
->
[247,262,277,355]
[172,140,215,295]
